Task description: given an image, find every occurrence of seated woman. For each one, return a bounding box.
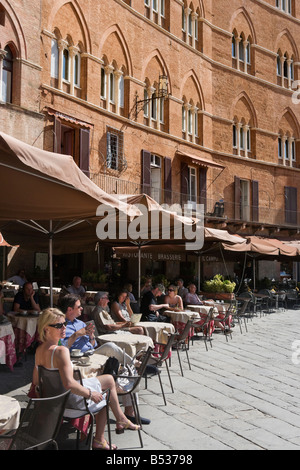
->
[164,285,183,311]
[92,291,144,336]
[32,308,140,450]
[110,290,144,336]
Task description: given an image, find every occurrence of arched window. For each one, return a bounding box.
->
[232,32,252,73]
[62,48,69,82]
[50,35,82,96]
[233,120,251,157]
[100,62,126,116]
[278,132,296,166]
[182,99,199,143]
[2,46,13,103]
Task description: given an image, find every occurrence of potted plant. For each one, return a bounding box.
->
[201,274,236,301]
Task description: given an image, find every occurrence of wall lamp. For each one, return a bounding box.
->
[135,74,169,119]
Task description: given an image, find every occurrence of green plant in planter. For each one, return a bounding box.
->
[203,274,236,293]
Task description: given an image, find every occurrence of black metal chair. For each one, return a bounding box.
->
[215,304,235,341]
[115,346,153,448]
[0,391,70,450]
[38,366,111,450]
[234,299,250,333]
[173,319,195,376]
[144,334,178,406]
[191,308,215,351]
[286,290,300,309]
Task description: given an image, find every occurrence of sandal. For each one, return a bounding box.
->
[116,418,141,434]
[92,438,117,450]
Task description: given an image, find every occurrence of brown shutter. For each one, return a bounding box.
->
[79,128,90,177]
[181,162,189,206]
[54,117,61,154]
[252,180,259,222]
[234,176,241,220]
[285,186,297,224]
[164,157,172,204]
[199,168,207,210]
[142,150,151,195]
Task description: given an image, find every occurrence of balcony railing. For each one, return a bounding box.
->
[90,173,300,229]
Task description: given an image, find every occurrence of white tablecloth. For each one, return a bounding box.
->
[0,340,5,364]
[96,333,154,357]
[72,353,108,379]
[136,322,175,344]
[7,313,39,339]
[0,395,21,432]
[164,310,200,323]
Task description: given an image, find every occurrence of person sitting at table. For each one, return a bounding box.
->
[184,283,204,306]
[13,282,41,313]
[7,269,27,287]
[32,308,141,450]
[67,276,86,299]
[92,291,144,336]
[60,293,150,425]
[140,277,152,297]
[110,289,136,324]
[141,283,170,323]
[58,294,96,352]
[176,279,188,301]
[164,285,184,311]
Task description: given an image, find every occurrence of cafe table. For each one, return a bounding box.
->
[135,321,175,345]
[71,352,108,379]
[96,333,154,358]
[0,318,17,371]
[164,310,201,336]
[7,312,40,354]
[0,395,21,433]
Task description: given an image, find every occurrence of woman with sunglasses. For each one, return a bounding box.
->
[32,308,140,450]
[164,285,183,311]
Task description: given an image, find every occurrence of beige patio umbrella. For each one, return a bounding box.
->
[0,132,140,304]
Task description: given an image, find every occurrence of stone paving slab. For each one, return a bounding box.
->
[1,308,300,450]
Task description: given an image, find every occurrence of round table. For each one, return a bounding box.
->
[0,318,17,370]
[71,353,108,379]
[96,333,154,358]
[136,322,175,345]
[164,310,200,336]
[0,395,21,432]
[7,313,39,354]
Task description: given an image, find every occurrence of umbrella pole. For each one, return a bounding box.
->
[49,221,53,308]
[138,244,141,303]
[197,254,201,292]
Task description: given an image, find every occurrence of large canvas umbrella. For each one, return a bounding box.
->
[0,132,140,304]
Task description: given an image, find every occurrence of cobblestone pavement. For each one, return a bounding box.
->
[1,308,300,450]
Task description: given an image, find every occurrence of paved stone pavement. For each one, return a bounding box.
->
[1,308,300,450]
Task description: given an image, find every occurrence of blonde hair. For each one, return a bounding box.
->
[38,308,65,343]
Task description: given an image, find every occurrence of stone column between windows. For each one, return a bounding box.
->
[0,49,7,101]
[184,7,191,44]
[184,103,190,140]
[191,12,198,49]
[104,64,114,111]
[235,36,241,71]
[157,0,162,26]
[243,41,248,73]
[243,125,249,158]
[287,59,292,89]
[280,56,285,87]
[190,106,197,143]
[237,122,242,156]
[288,137,293,167]
[114,69,123,115]
[282,136,287,165]
[148,86,155,127]
[69,46,79,96]
[57,39,68,91]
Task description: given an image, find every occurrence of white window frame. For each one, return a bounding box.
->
[119,75,124,108]
[74,53,81,88]
[62,47,70,83]
[109,71,115,104]
[101,67,106,99]
[188,166,197,204]
[51,39,59,79]
[278,137,283,159]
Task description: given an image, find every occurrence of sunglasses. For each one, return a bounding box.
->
[49,321,68,329]
[168,289,175,292]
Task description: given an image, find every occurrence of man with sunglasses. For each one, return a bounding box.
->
[58,294,96,352]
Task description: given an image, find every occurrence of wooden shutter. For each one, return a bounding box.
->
[234,176,241,220]
[79,128,90,177]
[164,157,172,204]
[180,162,189,206]
[142,150,151,195]
[252,180,259,222]
[199,168,207,209]
[285,186,298,225]
[54,117,61,154]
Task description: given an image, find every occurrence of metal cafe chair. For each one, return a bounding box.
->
[0,391,70,450]
[38,366,111,450]
[191,308,215,351]
[173,319,195,376]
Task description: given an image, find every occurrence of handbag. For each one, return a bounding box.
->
[116,364,139,393]
[102,356,119,379]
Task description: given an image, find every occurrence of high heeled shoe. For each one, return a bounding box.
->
[92,438,117,450]
[115,418,141,434]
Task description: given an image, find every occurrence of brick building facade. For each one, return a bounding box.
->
[1,0,300,284]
